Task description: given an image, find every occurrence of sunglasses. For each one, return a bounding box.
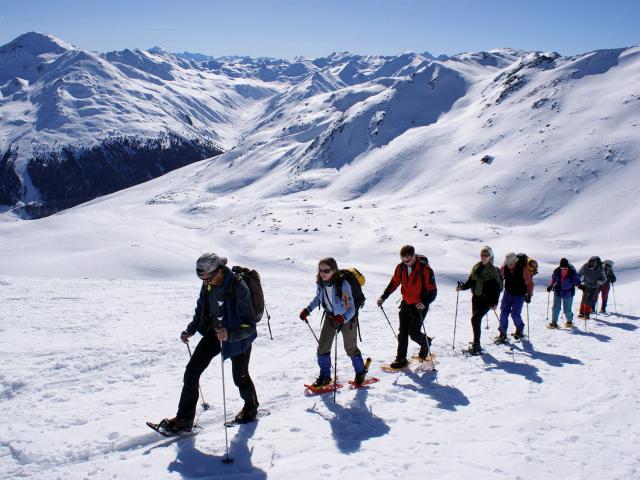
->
[197,267,220,281]
[319,267,332,274]
[480,254,490,258]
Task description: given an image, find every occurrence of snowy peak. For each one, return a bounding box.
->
[0,32,77,83]
[0,31,75,57]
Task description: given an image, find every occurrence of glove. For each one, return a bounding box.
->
[578,284,585,291]
[546,285,553,293]
[333,314,345,325]
[299,308,310,321]
[376,297,384,307]
[524,294,531,304]
[180,330,192,344]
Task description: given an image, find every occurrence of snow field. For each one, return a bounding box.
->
[1,273,638,479]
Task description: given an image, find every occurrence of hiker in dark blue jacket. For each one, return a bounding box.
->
[546,258,581,327]
[159,253,258,434]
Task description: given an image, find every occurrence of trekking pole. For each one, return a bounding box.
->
[380,305,398,340]
[526,303,530,339]
[265,305,273,340]
[214,326,233,464]
[485,313,489,330]
[333,326,340,404]
[305,320,319,344]
[186,342,210,411]
[612,283,617,314]
[421,318,436,372]
[452,290,459,350]
[546,291,550,324]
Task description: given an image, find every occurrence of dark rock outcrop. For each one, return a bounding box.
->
[22,133,221,218]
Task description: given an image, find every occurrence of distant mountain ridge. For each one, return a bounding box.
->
[1,32,638,224]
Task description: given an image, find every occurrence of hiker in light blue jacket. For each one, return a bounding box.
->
[299,257,367,388]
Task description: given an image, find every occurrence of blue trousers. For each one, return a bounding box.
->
[499,291,525,333]
[552,293,574,324]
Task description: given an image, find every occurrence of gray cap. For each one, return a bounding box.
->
[196,252,227,276]
[480,245,494,260]
[505,252,518,267]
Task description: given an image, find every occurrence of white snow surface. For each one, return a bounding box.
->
[1,33,640,479]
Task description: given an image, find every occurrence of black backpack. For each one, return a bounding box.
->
[229,266,265,322]
[415,255,437,303]
[336,267,366,311]
[516,253,538,276]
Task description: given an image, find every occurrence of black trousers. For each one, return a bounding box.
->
[471,296,492,344]
[396,302,429,361]
[177,333,258,422]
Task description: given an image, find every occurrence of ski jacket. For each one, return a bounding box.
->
[578,257,606,288]
[500,263,534,297]
[185,268,256,359]
[549,265,581,298]
[460,261,503,306]
[381,255,437,305]
[306,279,356,323]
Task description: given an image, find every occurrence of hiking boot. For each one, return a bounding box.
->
[311,375,332,388]
[547,322,559,329]
[234,405,258,424]
[354,369,367,385]
[513,329,525,340]
[464,342,482,355]
[600,308,606,314]
[418,344,432,360]
[390,358,409,369]
[564,321,573,327]
[158,417,193,434]
[494,333,507,344]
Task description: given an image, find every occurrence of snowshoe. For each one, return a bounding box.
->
[462,344,482,356]
[147,417,194,436]
[348,377,380,389]
[311,375,332,389]
[512,330,525,341]
[381,359,412,372]
[494,333,508,345]
[304,381,342,395]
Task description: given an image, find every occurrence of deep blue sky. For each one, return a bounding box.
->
[1,0,638,58]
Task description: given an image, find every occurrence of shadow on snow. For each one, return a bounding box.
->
[513,341,583,367]
[394,369,470,411]
[167,421,267,479]
[481,352,543,383]
[609,312,640,321]
[594,317,638,331]
[566,325,612,342]
[306,387,390,454]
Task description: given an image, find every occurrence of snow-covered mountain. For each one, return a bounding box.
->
[0,33,280,217]
[0,32,638,251]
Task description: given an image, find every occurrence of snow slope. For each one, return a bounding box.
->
[1,270,639,479]
[0,35,639,479]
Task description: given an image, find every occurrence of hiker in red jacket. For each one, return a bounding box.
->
[377,245,437,369]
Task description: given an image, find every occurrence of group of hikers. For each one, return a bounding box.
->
[155,246,618,435]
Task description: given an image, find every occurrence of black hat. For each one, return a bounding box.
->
[559,258,569,268]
